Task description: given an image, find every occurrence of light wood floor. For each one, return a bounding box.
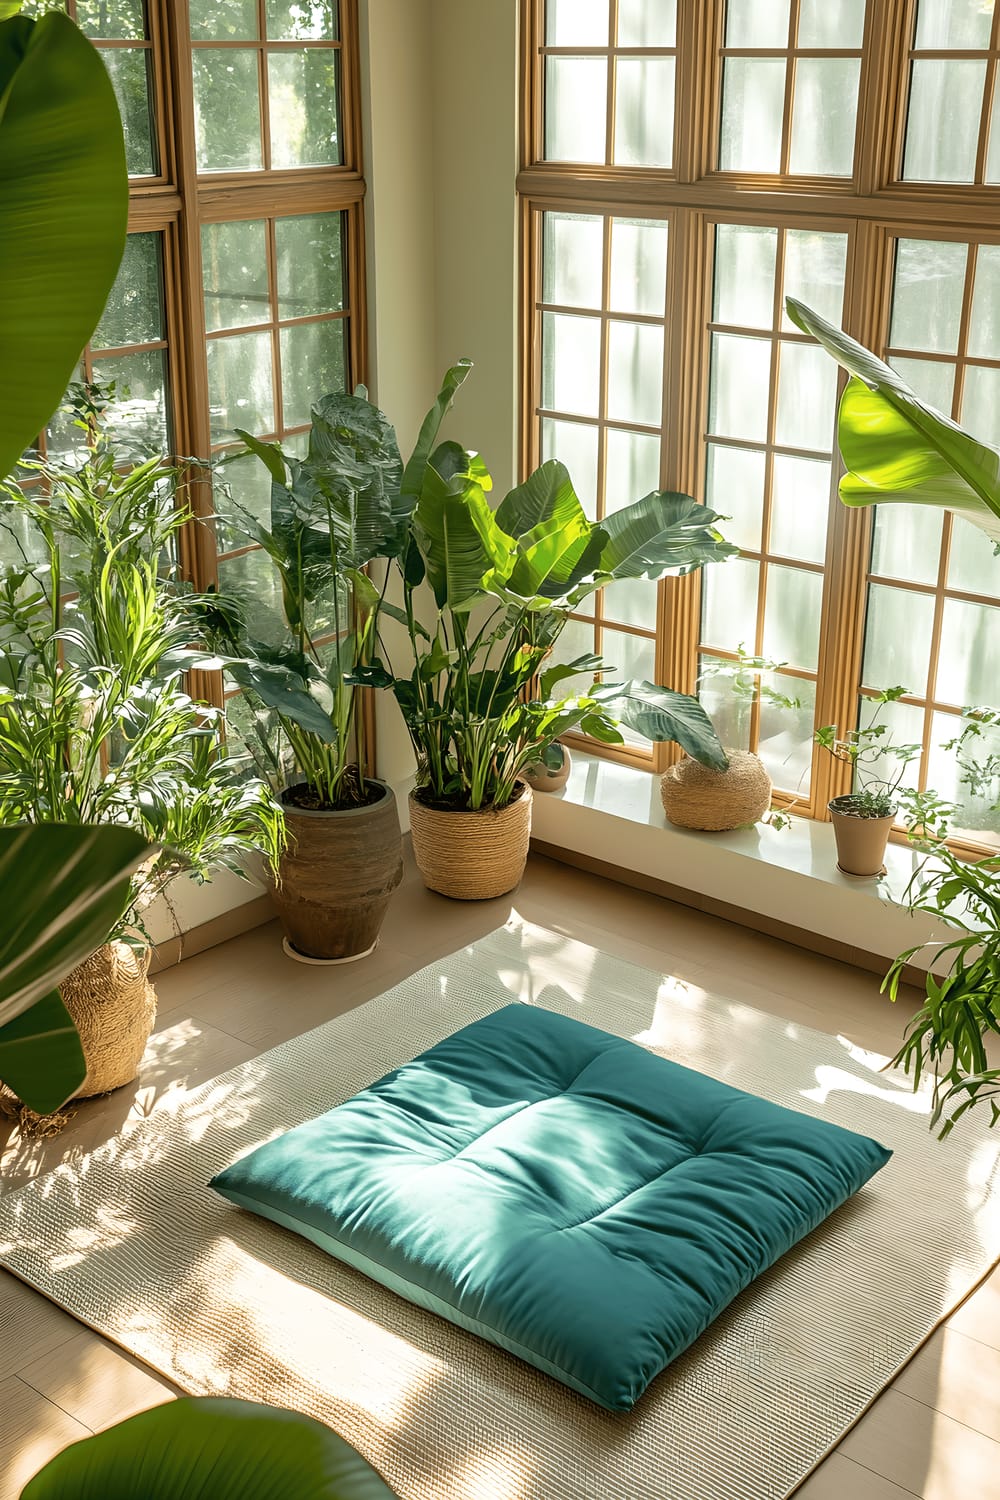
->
[1,845,998,1499]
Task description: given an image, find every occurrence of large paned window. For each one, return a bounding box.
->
[12,0,365,716]
[520,0,1000,845]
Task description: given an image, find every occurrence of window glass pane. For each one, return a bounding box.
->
[215,450,273,552]
[547,617,599,678]
[609,219,668,317]
[961,364,1000,437]
[189,0,259,37]
[219,547,286,646]
[207,331,275,443]
[853,696,924,794]
[987,76,1000,183]
[275,213,345,319]
[927,710,1000,845]
[92,348,169,452]
[708,334,771,441]
[93,233,163,348]
[705,443,765,552]
[904,59,987,183]
[541,419,599,519]
[781,230,848,331]
[280,320,347,429]
[774,342,837,452]
[606,321,664,426]
[863,583,935,694]
[202,220,270,332]
[193,50,263,170]
[543,213,604,309]
[617,0,676,46]
[788,58,860,177]
[605,428,661,511]
[542,312,602,417]
[759,675,816,794]
[725,0,790,47]
[720,58,786,172]
[888,355,956,413]
[915,0,994,49]
[871,507,943,586]
[938,598,1000,704]
[603,630,657,742]
[604,579,657,629]
[613,57,675,168]
[769,455,830,564]
[77,0,145,39]
[266,0,337,40]
[762,564,822,670]
[702,556,760,650]
[890,239,967,355]
[968,245,1000,359]
[102,49,155,177]
[268,51,341,167]
[546,0,608,46]
[545,58,607,162]
[796,0,865,47]
[948,514,1000,595]
[698,653,754,753]
[713,224,777,330]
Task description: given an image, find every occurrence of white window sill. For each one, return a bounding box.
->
[527,751,952,971]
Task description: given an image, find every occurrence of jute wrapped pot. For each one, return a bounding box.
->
[660,749,772,831]
[59,941,157,1098]
[409,783,533,900]
[273,780,404,961]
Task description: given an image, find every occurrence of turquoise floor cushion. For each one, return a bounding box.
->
[211,1004,891,1412]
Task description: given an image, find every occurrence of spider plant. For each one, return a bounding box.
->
[0,390,284,942]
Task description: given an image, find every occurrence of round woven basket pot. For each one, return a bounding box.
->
[660,749,772,831]
[409,783,533,900]
[59,942,157,1099]
[273,780,404,962]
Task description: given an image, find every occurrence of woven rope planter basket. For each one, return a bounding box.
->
[59,941,157,1098]
[660,750,772,832]
[409,784,533,900]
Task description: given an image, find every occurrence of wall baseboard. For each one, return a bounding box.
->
[148,893,277,974]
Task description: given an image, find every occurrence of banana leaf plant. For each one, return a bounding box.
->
[0,6,127,479]
[380,373,738,812]
[216,368,472,812]
[786,296,1000,543]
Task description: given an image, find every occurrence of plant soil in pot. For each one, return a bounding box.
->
[409,783,533,900]
[828,795,896,877]
[274,779,403,961]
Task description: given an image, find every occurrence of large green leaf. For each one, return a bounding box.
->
[498,461,600,599]
[591,491,738,596]
[227,660,337,742]
[21,1396,398,1499]
[301,392,402,569]
[0,824,151,1112]
[786,296,1000,543]
[413,461,515,610]
[397,360,474,514]
[0,12,128,479]
[604,681,729,771]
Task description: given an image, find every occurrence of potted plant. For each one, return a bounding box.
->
[814,688,923,875]
[0,389,284,1106]
[377,374,737,899]
[220,370,475,958]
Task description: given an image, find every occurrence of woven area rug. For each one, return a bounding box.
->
[2,919,999,1500]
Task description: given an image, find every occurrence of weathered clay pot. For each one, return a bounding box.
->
[59,942,157,1097]
[660,749,772,831]
[409,783,533,900]
[522,743,572,794]
[274,780,403,961]
[829,795,895,877]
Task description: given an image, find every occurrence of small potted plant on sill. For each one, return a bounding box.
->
[0,389,284,1110]
[814,687,924,876]
[379,366,737,900]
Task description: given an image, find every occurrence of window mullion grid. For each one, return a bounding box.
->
[604,0,618,167]
[777,0,800,179]
[593,214,613,672]
[257,0,271,171]
[973,3,1000,185]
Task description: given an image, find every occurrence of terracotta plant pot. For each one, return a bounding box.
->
[522,743,572,794]
[273,780,403,961]
[409,783,533,900]
[660,749,772,831]
[59,942,157,1098]
[828,795,895,876]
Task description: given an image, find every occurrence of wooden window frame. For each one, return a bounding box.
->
[518,0,1000,843]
